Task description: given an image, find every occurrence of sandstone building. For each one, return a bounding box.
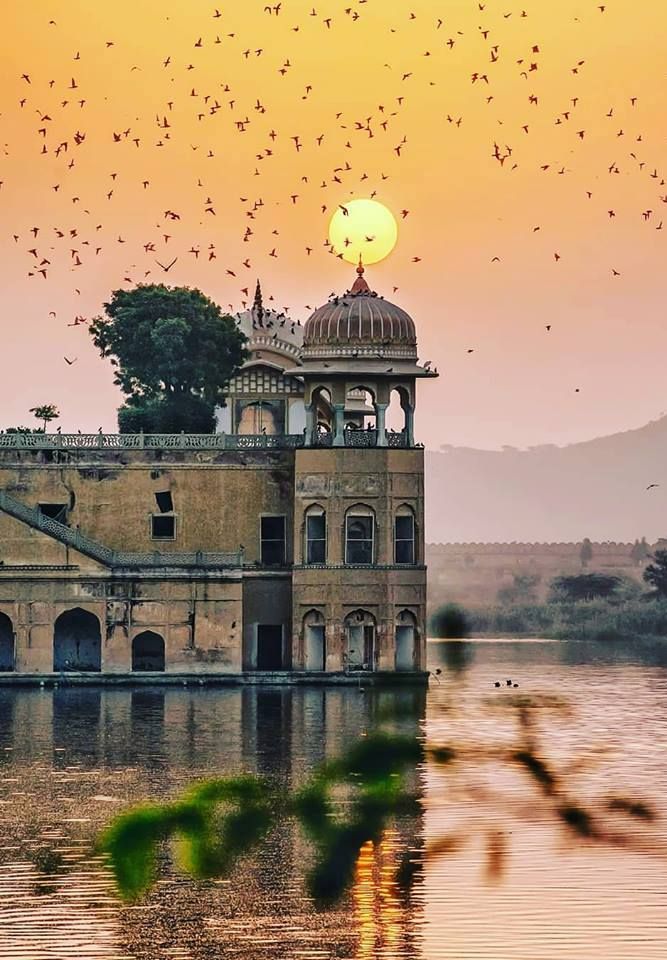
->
[0,266,436,681]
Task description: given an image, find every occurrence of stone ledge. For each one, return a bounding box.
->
[0,671,430,687]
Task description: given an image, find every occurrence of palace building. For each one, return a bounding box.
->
[0,265,436,681]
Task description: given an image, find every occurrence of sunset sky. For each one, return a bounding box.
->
[1,0,665,449]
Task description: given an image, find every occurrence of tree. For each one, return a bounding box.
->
[630,537,650,565]
[550,573,622,603]
[89,285,247,432]
[29,404,60,432]
[497,573,541,605]
[579,537,593,568]
[643,549,667,598]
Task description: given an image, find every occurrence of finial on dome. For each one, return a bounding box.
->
[253,279,264,321]
[350,255,370,295]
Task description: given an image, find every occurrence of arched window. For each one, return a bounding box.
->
[53,608,102,672]
[132,631,165,672]
[345,505,375,565]
[305,505,326,564]
[394,505,416,564]
[303,609,325,671]
[0,613,14,672]
[395,609,417,672]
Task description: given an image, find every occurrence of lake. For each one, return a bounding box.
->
[1,638,666,959]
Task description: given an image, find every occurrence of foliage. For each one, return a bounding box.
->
[117,395,217,434]
[430,603,469,638]
[98,695,656,908]
[643,550,667,599]
[29,404,60,432]
[549,573,622,603]
[579,537,593,568]
[630,538,650,565]
[89,284,247,430]
[1,426,44,434]
[496,573,541,605]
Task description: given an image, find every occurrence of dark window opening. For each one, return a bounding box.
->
[345,515,374,565]
[395,514,416,564]
[306,513,326,564]
[39,503,68,523]
[260,516,286,565]
[132,631,165,671]
[154,491,173,513]
[151,515,175,540]
[256,624,284,670]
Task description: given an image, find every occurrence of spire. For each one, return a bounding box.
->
[350,254,371,295]
[253,279,264,321]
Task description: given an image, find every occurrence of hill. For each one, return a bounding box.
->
[425,415,667,543]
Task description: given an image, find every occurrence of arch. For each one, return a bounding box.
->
[395,609,417,672]
[303,609,325,671]
[0,613,14,672]
[345,503,376,565]
[304,504,327,564]
[236,399,284,435]
[132,631,165,672]
[54,608,101,672]
[394,503,416,564]
[344,609,376,671]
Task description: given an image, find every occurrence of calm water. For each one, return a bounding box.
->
[1,639,667,959]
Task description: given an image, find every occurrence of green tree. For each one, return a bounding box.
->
[497,573,541,605]
[550,573,622,603]
[89,285,247,433]
[579,537,593,568]
[29,404,60,432]
[643,549,667,598]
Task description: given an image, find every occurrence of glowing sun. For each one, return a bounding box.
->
[328,198,398,265]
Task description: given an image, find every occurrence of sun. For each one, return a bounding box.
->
[328,198,398,265]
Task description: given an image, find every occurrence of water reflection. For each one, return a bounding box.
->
[0,644,665,958]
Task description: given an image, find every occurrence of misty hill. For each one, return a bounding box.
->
[425,415,667,543]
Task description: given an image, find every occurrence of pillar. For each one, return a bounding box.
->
[304,404,315,444]
[332,403,346,447]
[405,405,415,447]
[375,402,388,447]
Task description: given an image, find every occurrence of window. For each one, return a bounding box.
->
[154,491,173,513]
[345,506,375,565]
[394,508,416,564]
[305,506,326,564]
[261,515,286,565]
[39,503,68,523]
[151,515,175,540]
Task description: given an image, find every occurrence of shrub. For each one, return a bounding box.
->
[431,604,470,639]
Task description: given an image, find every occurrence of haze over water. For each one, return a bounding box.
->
[0,639,666,959]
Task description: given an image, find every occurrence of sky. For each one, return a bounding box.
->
[1,0,665,449]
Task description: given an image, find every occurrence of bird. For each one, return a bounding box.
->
[63,356,77,365]
[155,257,178,272]
[646,483,660,491]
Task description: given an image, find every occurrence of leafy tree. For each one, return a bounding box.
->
[2,426,44,434]
[579,537,593,568]
[89,285,247,432]
[550,573,622,603]
[29,404,60,432]
[643,549,667,598]
[430,603,469,638]
[117,395,216,434]
[497,573,541,605]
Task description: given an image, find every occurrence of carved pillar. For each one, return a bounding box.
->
[304,404,315,444]
[375,402,388,447]
[332,403,346,447]
[405,405,415,447]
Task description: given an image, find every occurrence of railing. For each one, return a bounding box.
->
[345,429,377,448]
[0,433,306,451]
[387,432,408,448]
[0,491,243,569]
[312,432,333,447]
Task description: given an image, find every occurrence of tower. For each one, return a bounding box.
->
[285,262,437,674]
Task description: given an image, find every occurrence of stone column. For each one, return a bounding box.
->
[375,402,388,447]
[405,405,415,447]
[332,403,346,446]
[304,404,315,444]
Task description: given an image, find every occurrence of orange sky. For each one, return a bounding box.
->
[1,0,666,448]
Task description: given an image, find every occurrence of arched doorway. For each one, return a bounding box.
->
[303,609,325,671]
[395,610,417,672]
[345,610,376,671]
[53,609,102,672]
[132,631,165,672]
[0,613,14,672]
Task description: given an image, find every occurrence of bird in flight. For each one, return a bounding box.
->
[63,356,77,365]
[646,483,660,491]
[155,257,178,272]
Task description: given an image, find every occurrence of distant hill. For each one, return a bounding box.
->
[425,415,667,543]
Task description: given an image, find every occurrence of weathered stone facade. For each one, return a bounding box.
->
[0,269,435,681]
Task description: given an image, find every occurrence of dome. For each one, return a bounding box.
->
[302,262,417,360]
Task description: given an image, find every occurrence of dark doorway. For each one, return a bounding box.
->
[0,613,14,671]
[53,609,102,672]
[132,631,166,672]
[256,625,284,670]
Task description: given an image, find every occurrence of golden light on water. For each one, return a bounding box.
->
[328,199,398,265]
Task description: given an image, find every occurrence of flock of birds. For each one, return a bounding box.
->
[2,0,664,398]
